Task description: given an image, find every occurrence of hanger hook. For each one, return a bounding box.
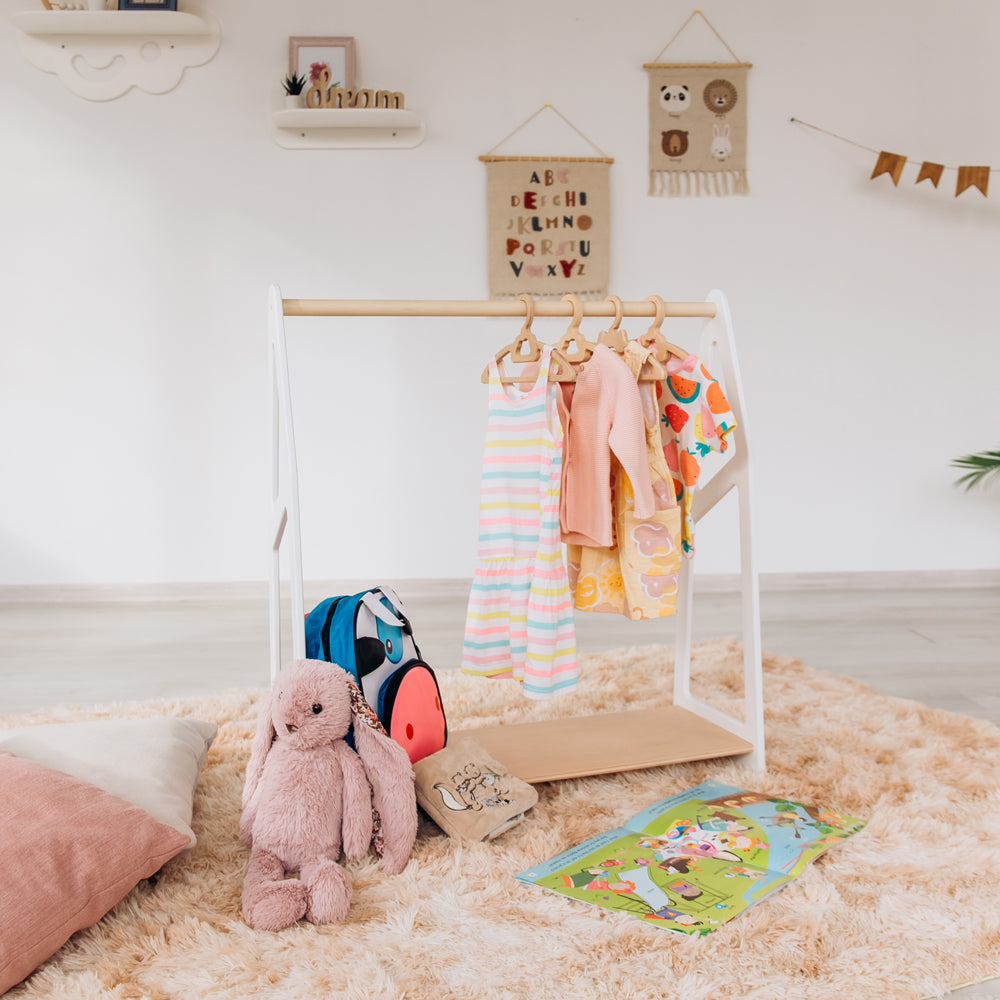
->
[516,292,535,337]
[605,295,623,331]
[562,293,583,336]
[640,294,688,364]
[644,295,666,336]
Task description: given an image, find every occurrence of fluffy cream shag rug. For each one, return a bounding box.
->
[5,640,1000,1000]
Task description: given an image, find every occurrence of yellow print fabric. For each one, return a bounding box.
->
[567,346,682,620]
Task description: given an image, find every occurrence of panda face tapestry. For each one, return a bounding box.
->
[646,63,749,196]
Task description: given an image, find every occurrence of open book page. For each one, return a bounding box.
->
[627,780,867,881]
[516,780,866,936]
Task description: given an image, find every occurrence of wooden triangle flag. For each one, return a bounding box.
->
[915,162,944,187]
[870,151,906,186]
[955,166,989,198]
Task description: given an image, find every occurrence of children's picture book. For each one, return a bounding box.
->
[516,780,866,936]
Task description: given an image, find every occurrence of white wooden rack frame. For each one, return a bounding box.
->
[268,285,765,776]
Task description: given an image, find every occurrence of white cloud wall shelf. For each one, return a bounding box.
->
[13,9,221,101]
[270,108,426,150]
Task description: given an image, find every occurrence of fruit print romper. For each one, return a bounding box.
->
[461,345,578,700]
[658,354,737,555]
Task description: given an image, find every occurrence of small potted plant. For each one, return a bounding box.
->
[281,72,306,109]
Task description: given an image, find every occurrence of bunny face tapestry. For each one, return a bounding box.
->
[646,63,750,196]
[484,157,610,299]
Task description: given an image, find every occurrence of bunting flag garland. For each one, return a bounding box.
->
[956,166,990,198]
[870,151,905,186]
[644,11,751,197]
[793,118,995,200]
[916,162,944,188]
[480,105,612,299]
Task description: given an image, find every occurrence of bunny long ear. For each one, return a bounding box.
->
[348,681,417,875]
[240,683,278,845]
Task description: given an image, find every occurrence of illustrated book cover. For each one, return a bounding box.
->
[516,780,866,935]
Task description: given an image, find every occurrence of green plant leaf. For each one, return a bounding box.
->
[951,449,1000,491]
[281,72,306,95]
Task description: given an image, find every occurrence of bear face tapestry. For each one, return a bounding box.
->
[483,157,611,299]
[645,63,750,196]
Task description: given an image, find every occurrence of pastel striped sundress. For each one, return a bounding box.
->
[461,345,578,699]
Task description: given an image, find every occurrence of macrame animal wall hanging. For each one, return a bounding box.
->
[645,11,751,197]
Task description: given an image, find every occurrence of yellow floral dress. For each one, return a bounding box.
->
[566,343,683,620]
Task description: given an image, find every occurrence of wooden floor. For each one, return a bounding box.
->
[3,582,998,726]
[2,582,998,999]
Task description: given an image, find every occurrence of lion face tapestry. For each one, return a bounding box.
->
[646,63,749,197]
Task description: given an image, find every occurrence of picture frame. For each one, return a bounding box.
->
[118,0,178,8]
[288,36,356,92]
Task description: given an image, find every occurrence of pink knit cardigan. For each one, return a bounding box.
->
[559,345,655,547]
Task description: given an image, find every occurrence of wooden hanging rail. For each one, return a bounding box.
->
[281,298,717,319]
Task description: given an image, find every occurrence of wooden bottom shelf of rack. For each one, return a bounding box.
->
[459,705,753,784]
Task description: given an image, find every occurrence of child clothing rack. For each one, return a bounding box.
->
[268,285,765,774]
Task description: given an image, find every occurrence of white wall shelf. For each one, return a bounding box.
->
[13,8,220,101]
[270,108,426,150]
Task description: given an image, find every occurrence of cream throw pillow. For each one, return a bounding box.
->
[0,717,217,848]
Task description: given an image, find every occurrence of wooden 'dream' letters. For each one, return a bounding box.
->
[305,67,404,110]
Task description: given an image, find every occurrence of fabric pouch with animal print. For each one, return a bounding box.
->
[413,737,538,842]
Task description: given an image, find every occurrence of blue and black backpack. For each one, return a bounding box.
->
[304,586,447,764]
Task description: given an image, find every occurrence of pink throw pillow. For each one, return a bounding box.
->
[0,751,189,994]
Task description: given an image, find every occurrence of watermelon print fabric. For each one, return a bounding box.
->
[658,355,737,556]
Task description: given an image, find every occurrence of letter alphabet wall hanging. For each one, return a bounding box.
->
[480,105,612,299]
[645,11,751,197]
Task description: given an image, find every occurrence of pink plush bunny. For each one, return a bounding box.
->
[240,659,417,931]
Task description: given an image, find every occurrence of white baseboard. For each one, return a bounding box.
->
[0,569,998,603]
[762,568,1000,591]
[0,581,269,603]
[707,568,1000,592]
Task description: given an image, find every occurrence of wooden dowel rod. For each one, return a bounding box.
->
[282,298,717,319]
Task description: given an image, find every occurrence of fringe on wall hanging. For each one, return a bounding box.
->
[644,10,751,198]
[480,104,613,300]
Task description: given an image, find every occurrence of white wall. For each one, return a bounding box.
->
[2,0,998,586]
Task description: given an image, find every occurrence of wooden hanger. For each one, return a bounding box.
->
[638,294,689,365]
[592,294,666,381]
[480,293,542,384]
[480,294,576,385]
[550,294,594,382]
[597,295,629,352]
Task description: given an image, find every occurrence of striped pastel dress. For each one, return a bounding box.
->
[461,345,578,699]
